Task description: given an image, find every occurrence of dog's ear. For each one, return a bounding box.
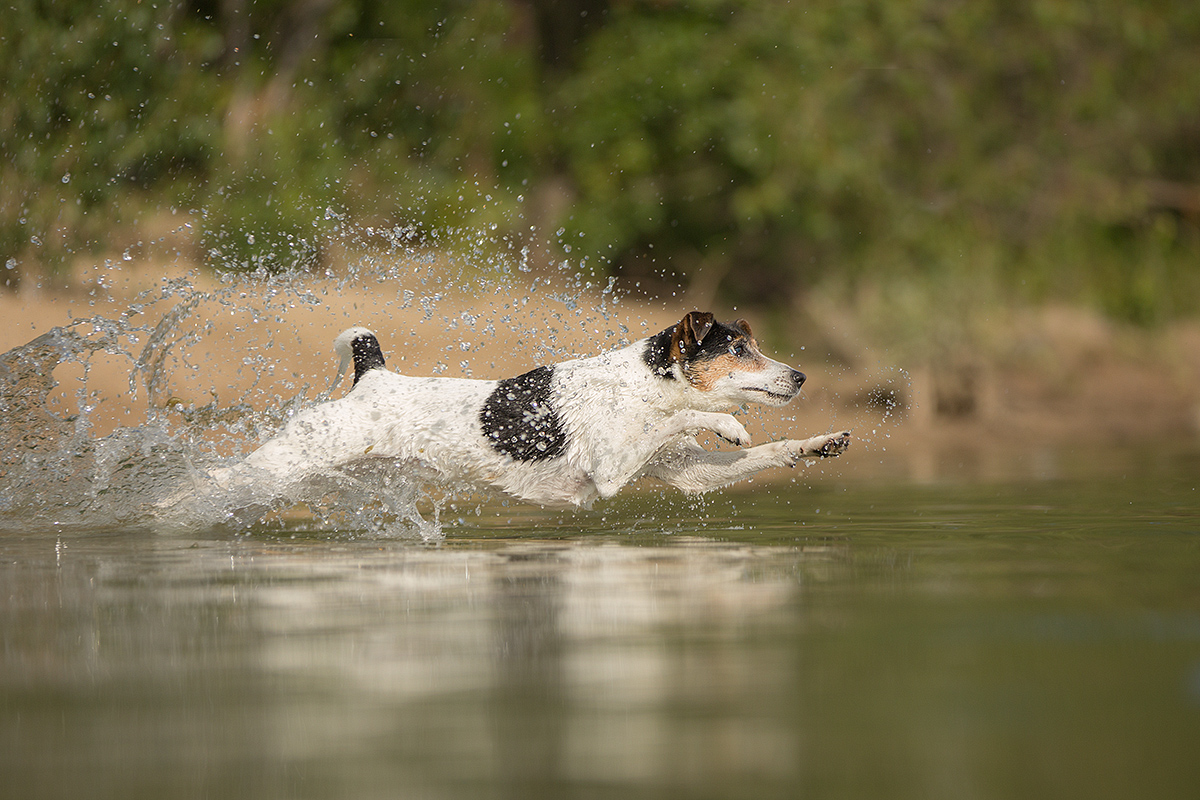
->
[686,311,710,347]
[670,311,715,362]
[734,318,754,338]
[686,311,715,345]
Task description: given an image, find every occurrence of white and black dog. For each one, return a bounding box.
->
[204,311,850,509]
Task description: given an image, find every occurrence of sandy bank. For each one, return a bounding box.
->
[4,260,1199,488]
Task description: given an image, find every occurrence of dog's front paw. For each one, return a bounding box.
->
[712,415,752,447]
[786,431,851,463]
[809,431,851,457]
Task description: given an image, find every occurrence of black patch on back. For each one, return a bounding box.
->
[479,366,567,461]
[350,333,387,385]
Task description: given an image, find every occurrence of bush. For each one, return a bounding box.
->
[3,0,1199,321]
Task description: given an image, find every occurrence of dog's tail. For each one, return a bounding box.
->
[332,326,386,389]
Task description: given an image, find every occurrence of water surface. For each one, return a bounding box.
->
[2,449,1199,800]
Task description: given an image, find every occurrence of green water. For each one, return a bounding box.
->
[2,450,1199,800]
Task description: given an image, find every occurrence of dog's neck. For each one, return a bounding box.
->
[585,336,736,415]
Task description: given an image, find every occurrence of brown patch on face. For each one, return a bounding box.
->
[682,334,771,391]
[668,325,685,366]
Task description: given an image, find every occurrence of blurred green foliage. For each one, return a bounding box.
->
[2,0,1198,322]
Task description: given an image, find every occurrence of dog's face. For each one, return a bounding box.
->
[659,311,806,407]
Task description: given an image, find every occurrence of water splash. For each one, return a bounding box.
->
[0,222,632,540]
[0,322,184,530]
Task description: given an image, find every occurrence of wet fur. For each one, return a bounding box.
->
[201,312,850,510]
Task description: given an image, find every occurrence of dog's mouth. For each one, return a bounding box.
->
[742,387,798,402]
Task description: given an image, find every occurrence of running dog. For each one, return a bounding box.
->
[207,311,850,509]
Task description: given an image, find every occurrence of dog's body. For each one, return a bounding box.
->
[205,312,849,509]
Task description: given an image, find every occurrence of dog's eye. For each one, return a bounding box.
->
[731,342,749,357]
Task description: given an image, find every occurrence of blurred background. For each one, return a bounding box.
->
[3,0,1200,447]
[5,0,1199,313]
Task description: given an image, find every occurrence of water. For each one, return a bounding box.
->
[1,260,1198,798]
[2,462,1199,800]
[0,255,637,537]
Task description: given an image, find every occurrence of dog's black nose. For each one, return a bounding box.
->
[792,369,806,388]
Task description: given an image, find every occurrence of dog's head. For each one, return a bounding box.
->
[645,311,806,407]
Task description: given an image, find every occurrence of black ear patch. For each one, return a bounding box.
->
[642,311,750,379]
[642,328,677,378]
[642,311,719,379]
[479,366,567,461]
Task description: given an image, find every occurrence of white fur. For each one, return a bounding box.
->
[330,325,374,390]
[205,320,850,510]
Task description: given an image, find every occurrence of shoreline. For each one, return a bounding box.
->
[4,261,1199,489]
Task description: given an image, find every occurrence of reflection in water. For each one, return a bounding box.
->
[3,469,1200,799]
[0,532,815,798]
[253,539,808,795]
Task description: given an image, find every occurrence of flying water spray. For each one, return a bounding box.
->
[0,216,633,539]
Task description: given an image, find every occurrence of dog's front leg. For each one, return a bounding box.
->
[790,431,853,459]
[643,431,851,494]
[588,410,752,499]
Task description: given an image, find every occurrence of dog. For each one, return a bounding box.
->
[202,311,850,510]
